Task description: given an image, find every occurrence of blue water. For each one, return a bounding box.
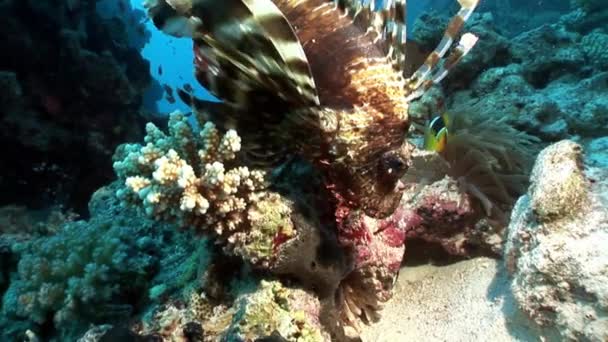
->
[97,0,218,114]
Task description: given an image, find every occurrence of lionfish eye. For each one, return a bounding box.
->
[379,151,408,180]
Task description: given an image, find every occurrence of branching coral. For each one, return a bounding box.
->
[113,111,299,268]
[113,111,266,234]
[1,217,158,328]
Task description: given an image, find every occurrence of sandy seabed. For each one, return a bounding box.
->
[361,257,537,342]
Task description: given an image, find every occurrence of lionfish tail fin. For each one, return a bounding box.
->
[404,0,480,101]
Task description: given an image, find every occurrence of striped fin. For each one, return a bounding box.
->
[272,0,409,123]
[317,0,479,95]
[145,0,322,166]
[403,0,480,101]
[317,0,409,73]
[145,0,319,108]
[177,87,293,165]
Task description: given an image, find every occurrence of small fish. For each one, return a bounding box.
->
[183,83,192,93]
[158,65,163,75]
[165,94,176,104]
[423,113,451,153]
[162,84,173,96]
[177,88,191,106]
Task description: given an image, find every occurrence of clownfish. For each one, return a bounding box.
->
[423,113,451,153]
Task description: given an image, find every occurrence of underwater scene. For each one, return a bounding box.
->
[1,0,607,340]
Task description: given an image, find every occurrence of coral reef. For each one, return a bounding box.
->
[0,0,155,214]
[411,5,608,141]
[134,280,328,341]
[4,222,154,325]
[0,181,202,341]
[113,111,312,270]
[1,214,158,338]
[3,1,608,342]
[504,140,608,341]
[113,111,267,236]
[225,280,328,341]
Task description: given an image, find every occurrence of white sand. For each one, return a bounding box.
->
[361,257,535,342]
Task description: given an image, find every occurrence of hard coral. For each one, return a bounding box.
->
[1,216,158,331]
[225,280,327,341]
[113,111,310,269]
[139,281,328,342]
[114,111,266,236]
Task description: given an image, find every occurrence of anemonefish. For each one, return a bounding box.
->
[423,113,451,153]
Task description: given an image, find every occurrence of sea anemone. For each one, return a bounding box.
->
[441,113,541,222]
[407,110,541,224]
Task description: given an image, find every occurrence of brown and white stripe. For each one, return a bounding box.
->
[403,0,480,100]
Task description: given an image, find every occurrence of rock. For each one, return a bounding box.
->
[504,140,608,341]
[529,140,589,221]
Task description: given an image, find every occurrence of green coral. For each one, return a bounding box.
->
[225,280,325,342]
[0,215,158,337]
[231,193,295,266]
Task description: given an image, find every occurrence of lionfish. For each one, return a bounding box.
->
[144,0,480,219]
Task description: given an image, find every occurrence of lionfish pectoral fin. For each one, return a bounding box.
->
[176,88,239,130]
[193,0,319,108]
[403,0,480,101]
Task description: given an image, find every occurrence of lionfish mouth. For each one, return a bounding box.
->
[143,0,480,218]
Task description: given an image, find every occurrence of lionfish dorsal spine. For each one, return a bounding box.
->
[403,0,480,101]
